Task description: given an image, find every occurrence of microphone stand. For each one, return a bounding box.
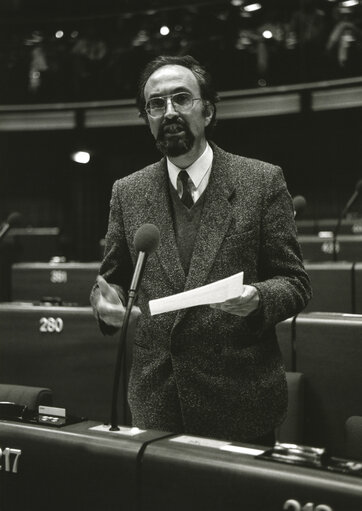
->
[0,223,10,241]
[332,192,358,262]
[109,253,146,431]
[109,298,134,430]
[332,217,342,262]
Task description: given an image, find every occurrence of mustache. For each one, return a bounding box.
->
[158,117,187,135]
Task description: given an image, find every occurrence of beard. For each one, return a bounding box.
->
[156,117,195,157]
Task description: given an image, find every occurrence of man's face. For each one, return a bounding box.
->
[143,65,212,157]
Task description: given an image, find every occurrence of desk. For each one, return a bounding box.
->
[304,262,354,313]
[297,218,362,235]
[299,234,362,262]
[1,420,361,511]
[4,227,60,262]
[141,433,362,511]
[0,420,170,511]
[0,303,129,423]
[11,261,100,305]
[355,263,362,314]
[295,312,362,456]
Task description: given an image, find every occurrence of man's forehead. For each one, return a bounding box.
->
[144,64,199,98]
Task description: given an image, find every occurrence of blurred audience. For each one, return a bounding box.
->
[0,1,361,103]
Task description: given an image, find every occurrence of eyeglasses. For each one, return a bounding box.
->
[145,92,201,118]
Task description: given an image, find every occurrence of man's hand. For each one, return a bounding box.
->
[209,285,260,317]
[96,275,141,328]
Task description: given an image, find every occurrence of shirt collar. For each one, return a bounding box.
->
[167,142,213,190]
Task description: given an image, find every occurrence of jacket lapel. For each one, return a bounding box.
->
[144,158,186,294]
[144,146,236,320]
[174,145,236,326]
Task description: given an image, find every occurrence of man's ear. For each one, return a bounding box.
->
[204,102,214,127]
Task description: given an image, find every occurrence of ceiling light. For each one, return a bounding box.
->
[341,0,359,6]
[160,25,170,36]
[71,150,91,164]
[244,3,262,12]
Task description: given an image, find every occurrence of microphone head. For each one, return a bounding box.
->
[134,223,160,254]
[6,211,21,226]
[293,195,307,214]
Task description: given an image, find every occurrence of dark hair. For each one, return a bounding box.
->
[136,55,219,136]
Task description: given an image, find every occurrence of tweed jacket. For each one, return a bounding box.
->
[91,143,311,442]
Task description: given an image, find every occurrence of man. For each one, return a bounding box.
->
[90,55,311,445]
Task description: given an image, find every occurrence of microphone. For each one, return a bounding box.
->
[292,195,307,218]
[0,212,21,240]
[110,223,160,431]
[333,179,362,261]
[128,223,160,302]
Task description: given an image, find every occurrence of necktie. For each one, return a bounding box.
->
[177,170,193,208]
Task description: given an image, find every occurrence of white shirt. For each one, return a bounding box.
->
[167,142,213,204]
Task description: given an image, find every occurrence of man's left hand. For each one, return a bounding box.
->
[210,285,260,317]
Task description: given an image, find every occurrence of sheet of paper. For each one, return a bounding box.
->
[149,271,244,316]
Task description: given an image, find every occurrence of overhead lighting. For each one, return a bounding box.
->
[160,25,170,36]
[262,30,273,39]
[71,150,91,164]
[341,0,358,6]
[55,30,64,39]
[244,3,262,12]
[231,0,243,6]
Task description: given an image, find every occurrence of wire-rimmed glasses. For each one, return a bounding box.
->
[145,91,201,118]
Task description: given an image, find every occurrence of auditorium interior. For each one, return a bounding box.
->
[1,0,362,509]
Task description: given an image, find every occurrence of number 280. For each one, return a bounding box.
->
[39,317,64,333]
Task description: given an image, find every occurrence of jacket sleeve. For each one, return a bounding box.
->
[90,180,133,335]
[248,165,312,333]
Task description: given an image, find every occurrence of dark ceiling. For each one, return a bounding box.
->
[0,0,300,20]
[1,0,361,105]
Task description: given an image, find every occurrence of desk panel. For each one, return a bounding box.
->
[5,227,60,262]
[355,263,362,314]
[11,262,99,305]
[0,303,129,424]
[295,312,362,456]
[299,235,362,263]
[276,317,294,371]
[0,420,170,511]
[297,218,362,235]
[0,244,13,301]
[304,262,354,313]
[141,435,362,511]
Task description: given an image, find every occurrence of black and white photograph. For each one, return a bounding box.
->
[0,1,362,510]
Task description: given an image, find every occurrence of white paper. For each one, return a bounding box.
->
[169,435,230,448]
[149,271,244,316]
[220,445,265,456]
[89,425,146,436]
